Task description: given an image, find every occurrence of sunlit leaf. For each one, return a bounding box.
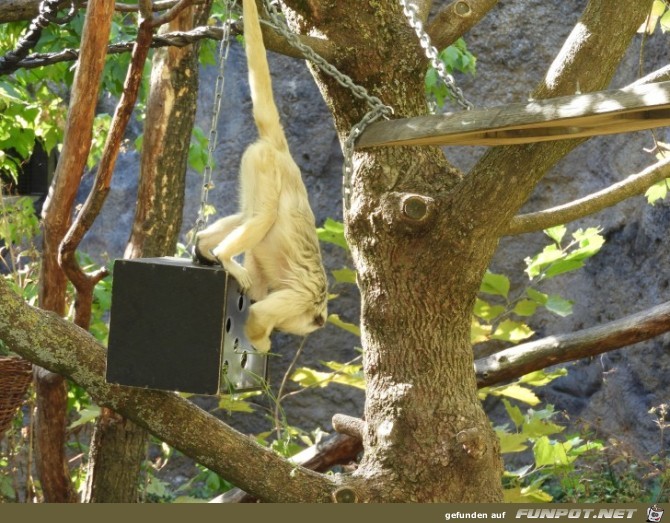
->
[317,218,349,250]
[545,294,573,317]
[327,314,360,336]
[471,319,492,344]
[491,319,534,343]
[513,299,537,317]
[489,383,539,405]
[480,271,510,298]
[68,406,101,429]
[332,267,357,284]
[522,416,565,438]
[525,287,548,305]
[533,436,572,467]
[518,368,567,387]
[646,179,669,205]
[544,224,566,245]
[504,485,553,503]
[502,398,525,429]
[496,429,529,453]
[473,297,506,321]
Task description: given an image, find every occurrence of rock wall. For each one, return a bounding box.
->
[83,0,670,455]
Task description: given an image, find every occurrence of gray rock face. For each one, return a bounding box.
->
[87,1,669,455]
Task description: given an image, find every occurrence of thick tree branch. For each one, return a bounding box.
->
[427,0,498,50]
[0,277,342,503]
[475,300,670,387]
[462,0,653,237]
[505,156,670,235]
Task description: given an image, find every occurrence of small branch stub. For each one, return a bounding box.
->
[456,428,486,459]
[332,413,365,441]
[454,1,472,17]
[382,192,436,234]
[332,486,359,503]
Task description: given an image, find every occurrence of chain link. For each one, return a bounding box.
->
[190,0,236,251]
[399,0,473,111]
[261,0,393,212]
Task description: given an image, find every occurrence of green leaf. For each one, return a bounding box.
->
[473,297,506,321]
[471,319,492,344]
[525,287,548,305]
[652,0,667,16]
[489,383,540,405]
[646,179,669,205]
[496,428,529,453]
[317,218,349,250]
[502,398,525,429]
[522,416,565,439]
[217,394,256,413]
[504,485,553,503]
[491,319,534,343]
[332,267,357,284]
[291,365,365,390]
[327,314,360,336]
[480,271,510,298]
[533,436,571,467]
[68,406,101,429]
[513,299,537,317]
[661,9,670,32]
[566,227,605,261]
[524,244,564,279]
[544,224,566,245]
[518,368,567,387]
[543,259,584,278]
[545,294,573,317]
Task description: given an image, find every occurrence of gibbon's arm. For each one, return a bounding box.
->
[244,0,286,150]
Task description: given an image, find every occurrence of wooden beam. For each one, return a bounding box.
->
[355,81,670,148]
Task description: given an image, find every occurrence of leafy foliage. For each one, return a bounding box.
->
[425,38,477,109]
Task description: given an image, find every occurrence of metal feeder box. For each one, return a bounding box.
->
[106,257,267,395]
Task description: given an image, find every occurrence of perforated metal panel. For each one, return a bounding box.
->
[106,257,267,394]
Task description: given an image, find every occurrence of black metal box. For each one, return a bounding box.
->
[106,257,266,394]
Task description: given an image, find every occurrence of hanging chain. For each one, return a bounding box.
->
[399,0,473,111]
[261,0,393,211]
[190,0,236,251]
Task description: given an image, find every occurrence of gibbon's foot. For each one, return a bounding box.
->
[224,262,253,293]
[193,243,218,266]
[248,334,271,353]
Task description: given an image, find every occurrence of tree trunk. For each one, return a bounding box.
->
[278,1,504,501]
[35,0,114,502]
[83,3,210,503]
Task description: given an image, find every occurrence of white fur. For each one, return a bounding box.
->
[196,0,328,352]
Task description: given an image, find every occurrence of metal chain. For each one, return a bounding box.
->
[191,0,236,250]
[399,0,473,111]
[261,0,393,211]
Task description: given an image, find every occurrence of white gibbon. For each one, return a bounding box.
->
[195,0,328,353]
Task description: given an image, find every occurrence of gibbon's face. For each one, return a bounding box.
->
[277,304,328,336]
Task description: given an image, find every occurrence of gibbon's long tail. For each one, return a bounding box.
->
[243,0,287,149]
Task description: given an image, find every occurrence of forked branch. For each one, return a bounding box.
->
[505,156,670,235]
[427,0,498,50]
[475,300,670,386]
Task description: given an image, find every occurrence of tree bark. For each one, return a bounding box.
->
[83,3,211,503]
[36,0,114,503]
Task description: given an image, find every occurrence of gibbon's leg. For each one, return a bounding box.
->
[245,289,305,352]
[195,213,243,263]
[211,213,276,292]
[243,253,269,302]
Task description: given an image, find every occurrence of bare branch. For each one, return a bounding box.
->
[632,64,670,87]
[211,432,363,503]
[11,22,336,71]
[59,18,154,329]
[150,0,195,27]
[475,300,670,387]
[461,0,653,237]
[0,275,343,503]
[115,0,194,12]
[505,156,670,235]
[427,0,498,50]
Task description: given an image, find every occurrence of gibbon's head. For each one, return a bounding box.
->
[277,297,328,337]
